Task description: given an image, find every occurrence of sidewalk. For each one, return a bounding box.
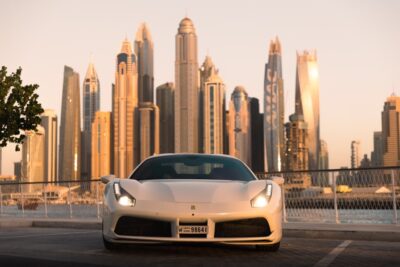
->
[1,217,399,242]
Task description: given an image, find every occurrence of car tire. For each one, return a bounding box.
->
[256,242,280,252]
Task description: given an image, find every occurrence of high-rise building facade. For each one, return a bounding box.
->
[91,111,111,179]
[21,126,45,192]
[371,131,383,167]
[82,63,100,181]
[135,23,154,103]
[285,114,311,189]
[285,114,308,171]
[202,57,225,154]
[295,50,320,171]
[264,37,284,172]
[319,139,329,170]
[228,86,251,167]
[250,98,265,172]
[112,39,139,178]
[138,102,159,162]
[59,66,81,181]
[351,140,361,168]
[14,162,21,182]
[40,109,58,183]
[382,95,400,167]
[156,83,175,153]
[175,17,199,153]
[0,148,2,174]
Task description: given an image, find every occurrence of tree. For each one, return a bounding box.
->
[0,66,44,151]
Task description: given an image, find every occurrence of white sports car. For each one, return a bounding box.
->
[101,154,283,251]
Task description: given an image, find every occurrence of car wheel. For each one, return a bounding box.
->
[256,242,280,252]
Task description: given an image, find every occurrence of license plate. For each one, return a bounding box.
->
[178,225,208,234]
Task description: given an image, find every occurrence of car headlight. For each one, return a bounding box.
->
[251,184,273,208]
[113,182,136,207]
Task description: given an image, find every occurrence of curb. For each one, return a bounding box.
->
[1,219,400,242]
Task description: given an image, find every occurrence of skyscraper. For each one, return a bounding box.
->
[156,83,175,153]
[0,148,2,174]
[351,140,361,168]
[318,139,329,186]
[201,57,225,154]
[14,162,21,182]
[175,17,199,153]
[91,111,111,179]
[59,66,81,181]
[250,98,265,172]
[371,131,383,167]
[112,39,139,178]
[264,37,284,172]
[285,114,311,189]
[21,126,45,192]
[82,63,100,181]
[319,139,329,170]
[228,86,251,167]
[40,109,58,183]
[138,102,159,161]
[285,114,308,172]
[295,50,321,171]
[135,23,154,103]
[382,95,400,167]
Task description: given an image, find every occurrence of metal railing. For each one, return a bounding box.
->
[0,166,399,224]
[0,180,104,219]
[256,166,400,224]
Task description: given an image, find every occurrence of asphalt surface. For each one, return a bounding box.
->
[0,228,399,267]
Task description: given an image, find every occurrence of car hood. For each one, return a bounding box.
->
[119,179,268,203]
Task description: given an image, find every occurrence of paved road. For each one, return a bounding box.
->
[0,228,399,267]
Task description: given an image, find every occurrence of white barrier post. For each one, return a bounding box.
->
[0,185,3,215]
[20,184,25,216]
[43,183,48,218]
[282,180,287,223]
[391,170,398,224]
[333,172,339,224]
[96,181,100,219]
[68,182,72,218]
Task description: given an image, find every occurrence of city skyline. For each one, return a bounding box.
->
[1,0,400,173]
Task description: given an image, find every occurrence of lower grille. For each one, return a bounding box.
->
[214,218,271,238]
[114,216,172,237]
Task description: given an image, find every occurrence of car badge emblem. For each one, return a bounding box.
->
[191,205,196,210]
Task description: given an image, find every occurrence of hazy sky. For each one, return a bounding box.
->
[1,0,399,174]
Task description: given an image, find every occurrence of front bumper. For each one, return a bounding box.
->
[103,198,282,245]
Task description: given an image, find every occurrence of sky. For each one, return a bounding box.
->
[0,0,399,174]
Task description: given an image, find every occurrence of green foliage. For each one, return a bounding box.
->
[0,66,44,151]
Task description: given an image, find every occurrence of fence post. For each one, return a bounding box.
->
[281,179,287,223]
[20,184,25,216]
[391,170,398,224]
[96,181,100,220]
[332,172,339,224]
[68,182,72,218]
[43,183,48,218]
[0,185,3,215]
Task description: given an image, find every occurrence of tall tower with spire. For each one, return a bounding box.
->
[295,50,321,171]
[112,39,139,178]
[264,37,285,172]
[175,17,199,153]
[135,23,154,103]
[82,62,100,180]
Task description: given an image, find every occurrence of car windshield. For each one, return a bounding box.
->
[130,154,256,182]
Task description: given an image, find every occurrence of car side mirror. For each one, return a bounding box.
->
[101,175,116,184]
[271,176,285,185]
